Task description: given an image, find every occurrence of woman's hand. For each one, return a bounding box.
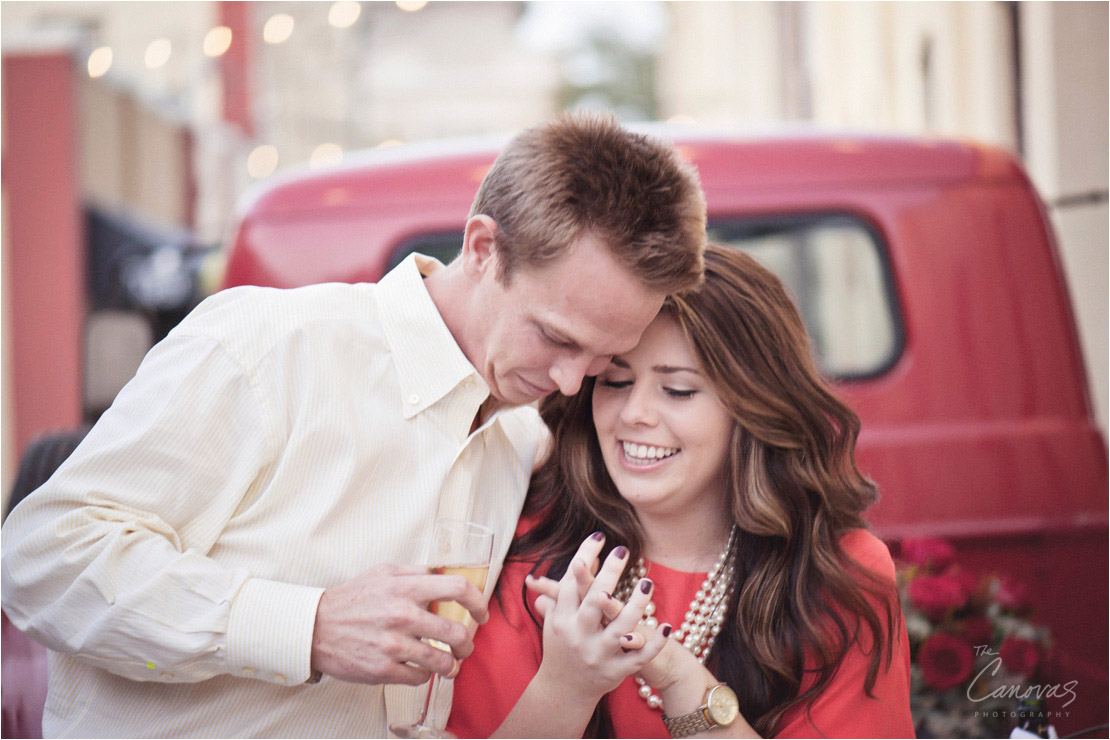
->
[527,563,708,694]
[530,534,670,705]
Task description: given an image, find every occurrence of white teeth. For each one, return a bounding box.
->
[622,441,679,463]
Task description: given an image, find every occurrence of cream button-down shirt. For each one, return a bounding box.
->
[1,254,548,738]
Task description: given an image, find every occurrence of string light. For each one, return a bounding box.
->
[263,14,295,44]
[329,1,361,28]
[310,143,344,168]
[204,26,233,57]
[144,38,172,69]
[87,46,113,78]
[395,1,428,12]
[248,145,280,178]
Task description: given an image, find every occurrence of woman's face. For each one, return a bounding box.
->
[591,314,734,519]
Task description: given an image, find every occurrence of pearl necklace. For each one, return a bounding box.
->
[612,526,738,710]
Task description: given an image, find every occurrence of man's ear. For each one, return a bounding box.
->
[460,215,499,280]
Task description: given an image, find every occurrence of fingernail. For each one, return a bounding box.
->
[590,531,604,541]
[662,623,672,637]
[639,578,653,594]
[614,546,629,559]
[621,634,634,642]
[603,591,612,599]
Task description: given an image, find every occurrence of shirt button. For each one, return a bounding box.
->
[160,671,174,680]
[243,667,256,677]
[409,394,420,405]
[464,381,475,390]
[274,674,286,684]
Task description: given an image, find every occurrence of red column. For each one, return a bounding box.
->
[219,1,254,137]
[1,52,85,458]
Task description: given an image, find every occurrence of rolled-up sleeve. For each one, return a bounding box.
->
[1,329,319,685]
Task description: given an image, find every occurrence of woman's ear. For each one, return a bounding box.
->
[460,215,500,280]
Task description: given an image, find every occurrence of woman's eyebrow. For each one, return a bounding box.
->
[653,365,699,374]
[607,357,699,375]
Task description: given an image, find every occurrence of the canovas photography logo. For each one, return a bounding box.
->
[967,645,1077,720]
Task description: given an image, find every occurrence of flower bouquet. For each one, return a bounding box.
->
[896,538,1055,738]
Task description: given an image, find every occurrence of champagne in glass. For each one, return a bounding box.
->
[391,520,494,740]
[428,564,489,629]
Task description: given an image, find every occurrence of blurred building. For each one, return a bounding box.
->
[2,1,1107,497]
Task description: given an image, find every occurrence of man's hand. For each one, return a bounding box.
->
[310,563,489,685]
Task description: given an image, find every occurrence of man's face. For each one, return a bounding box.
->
[470,232,666,406]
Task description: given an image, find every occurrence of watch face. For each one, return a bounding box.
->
[707,685,740,726]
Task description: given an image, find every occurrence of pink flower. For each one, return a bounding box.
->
[950,568,981,598]
[901,538,956,572]
[999,636,1040,677]
[919,633,975,690]
[995,574,1031,613]
[960,615,995,647]
[908,573,968,622]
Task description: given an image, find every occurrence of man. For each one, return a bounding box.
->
[2,112,706,737]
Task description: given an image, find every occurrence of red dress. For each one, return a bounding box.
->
[448,529,914,738]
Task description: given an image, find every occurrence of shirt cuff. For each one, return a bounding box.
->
[227,578,325,685]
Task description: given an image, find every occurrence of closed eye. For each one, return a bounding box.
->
[598,379,632,389]
[541,328,576,349]
[664,388,697,398]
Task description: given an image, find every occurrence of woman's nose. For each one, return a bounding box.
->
[619,384,658,427]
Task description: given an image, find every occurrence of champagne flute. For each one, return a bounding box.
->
[390,519,494,739]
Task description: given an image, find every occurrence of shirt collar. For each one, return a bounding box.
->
[375,253,488,419]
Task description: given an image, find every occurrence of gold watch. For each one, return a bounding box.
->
[662,683,740,737]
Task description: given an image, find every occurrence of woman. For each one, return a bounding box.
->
[448,245,913,738]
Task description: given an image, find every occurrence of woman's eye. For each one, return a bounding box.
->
[599,379,632,389]
[664,388,697,398]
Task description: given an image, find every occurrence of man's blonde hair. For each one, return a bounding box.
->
[470,112,706,292]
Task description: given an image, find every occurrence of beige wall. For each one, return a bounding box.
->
[253,1,560,163]
[657,3,785,124]
[78,73,193,227]
[1020,1,1109,434]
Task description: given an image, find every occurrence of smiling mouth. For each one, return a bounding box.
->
[621,441,680,465]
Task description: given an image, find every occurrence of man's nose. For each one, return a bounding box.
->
[550,355,594,396]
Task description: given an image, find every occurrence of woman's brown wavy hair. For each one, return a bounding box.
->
[508,244,899,735]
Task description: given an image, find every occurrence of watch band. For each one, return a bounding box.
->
[662,683,737,738]
[662,706,714,738]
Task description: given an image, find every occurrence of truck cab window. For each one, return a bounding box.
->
[386,233,464,272]
[709,215,901,380]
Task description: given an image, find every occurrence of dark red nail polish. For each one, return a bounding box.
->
[640,578,652,593]
[662,623,672,637]
[614,546,629,559]
[622,634,634,642]
[590,531,604,541]
[603,591,612,599]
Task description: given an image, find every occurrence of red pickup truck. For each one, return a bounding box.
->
[223,129,1107,732]
[5,129,1103,737]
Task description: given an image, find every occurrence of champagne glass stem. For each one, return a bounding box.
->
[416,672,438,728]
